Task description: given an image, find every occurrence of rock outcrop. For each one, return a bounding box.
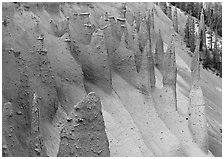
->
[188,23,208,153]
[76,29,112,94]
[2,2,218,157]
[173,6,178,33]
[188,85,208,153]
[57,92,110,157]
[132,27,143,73]
[2,102,29,156]
[155,29,164,72]
[29,93,48,157]
[2,96,48,157]
[138,18,149,53]
[111,33,139,87]
[162,35,177,110]
[147,39,156,90]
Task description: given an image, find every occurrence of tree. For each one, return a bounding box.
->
[173,2,222,37]
[172,2,222,77]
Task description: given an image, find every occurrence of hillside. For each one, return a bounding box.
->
[2,2,222,157]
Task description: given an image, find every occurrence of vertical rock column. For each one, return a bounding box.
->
[57,92,110,157]
[132,25,142,73]
[155,29,164,72]
[147,40,156,90]
[151,6,155,30]
[191,44,200,87]
[188,80,208,154]
[173,6,178,33]
[198,9,206,59]
[184,15,191,47]
[82,30,112,93]
[37,34,59,121]
[162,35,177,110]
[104,16,121,89]
[138,18,149,54]
[116,17,126,41]
[79,12,96,45]
[29,93,48,157]
[126,6,134,26]
[189,18,196,53]
[134,11,141,33]
[188,33,208,154]
[146,9,156,90]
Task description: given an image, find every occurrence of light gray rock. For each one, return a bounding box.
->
[155,29,164,72]
[162,35,177,110]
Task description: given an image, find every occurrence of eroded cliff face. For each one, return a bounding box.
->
[57,92,110,157]
[2,2,221,157]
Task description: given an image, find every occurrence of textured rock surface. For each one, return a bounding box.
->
[138,18,149,53]
[162,35,177,110]
[29,93,48,157]
[2,2,221,157]
[2,98,47,157]
[76,30,112,93]
[188,30,208,153]
[162,35,177,86]
[147,39,156,89]
[173,6,178,33]
[155,29,164,71]
[57,92,110,157]
[111,33,139,87]
[188,86,208,153]
[2,102,29,156]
